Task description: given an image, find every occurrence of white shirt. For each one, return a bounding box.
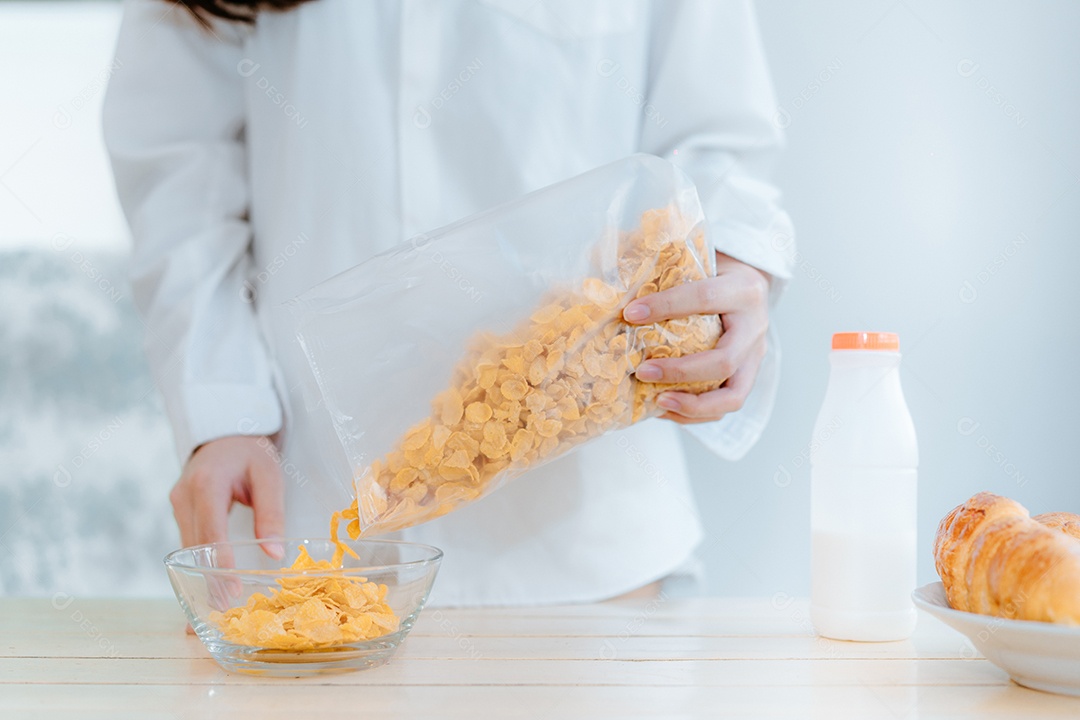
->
[104,0,795,605]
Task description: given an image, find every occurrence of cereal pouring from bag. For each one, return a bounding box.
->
[335,205,723,537]
[290,155,723,538]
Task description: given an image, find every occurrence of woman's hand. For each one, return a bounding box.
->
[622,252,770,424]
[170,435,286,559]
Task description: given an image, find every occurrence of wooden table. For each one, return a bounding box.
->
[2,596,1078,718]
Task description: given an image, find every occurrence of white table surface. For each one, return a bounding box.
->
[2,596,1078,719]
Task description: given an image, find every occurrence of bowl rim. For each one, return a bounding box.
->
[163,537,444,576]
[912,581,1080,637]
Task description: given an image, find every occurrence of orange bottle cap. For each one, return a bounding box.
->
[831,332,900,351]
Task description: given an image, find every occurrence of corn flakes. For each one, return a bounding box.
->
[209,513,399,650]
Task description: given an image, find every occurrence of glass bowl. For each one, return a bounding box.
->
[164,538,442,677]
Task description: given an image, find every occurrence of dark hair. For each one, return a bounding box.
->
[171,0,316,26]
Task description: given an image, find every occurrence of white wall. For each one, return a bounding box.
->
[690,0,1080,595]
[2,1,1078,597]
[1,3,183,598]
[0,2,129,249]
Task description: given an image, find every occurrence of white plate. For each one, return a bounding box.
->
[912,582,1080,696]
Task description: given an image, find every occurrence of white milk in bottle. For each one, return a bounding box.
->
[810,332,918,641]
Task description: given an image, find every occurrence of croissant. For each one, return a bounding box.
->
[1033,511,1080,541]
[933,492,1080,625]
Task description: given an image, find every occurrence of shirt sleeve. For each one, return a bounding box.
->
[103,0,282,462]
[639,0,796,460]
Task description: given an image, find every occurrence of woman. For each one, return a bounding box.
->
[104,0,794,605]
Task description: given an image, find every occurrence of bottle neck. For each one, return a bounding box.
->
[822,351,904,416]
[829,350,901,367]
[828,351,900,389]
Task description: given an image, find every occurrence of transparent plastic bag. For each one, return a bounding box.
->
[289,154,722,537]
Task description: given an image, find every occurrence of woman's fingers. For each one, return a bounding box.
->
[248,449,286,560]
[182,465,238,610]
[623,274,757,325]
[635,315,761,385]
[169,436,288,622]
[621,256,770,417]
[656,360,761,423]
[168,482,194,549]
[190,468,232,549]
